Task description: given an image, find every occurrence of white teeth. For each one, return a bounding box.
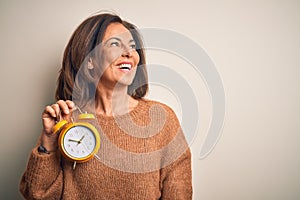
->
[119,64,132,70]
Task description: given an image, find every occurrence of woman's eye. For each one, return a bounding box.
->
[129,44,136,49]
[110,41,120,47]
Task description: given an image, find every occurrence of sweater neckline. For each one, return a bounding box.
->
[95,99,144,122]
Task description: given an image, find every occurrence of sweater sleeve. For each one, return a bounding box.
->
[19,146,64,200]
[160,149,193,200]
[158,103,193,199]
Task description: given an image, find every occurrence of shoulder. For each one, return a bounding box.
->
[139,98,177,113]
[138,98,180,124]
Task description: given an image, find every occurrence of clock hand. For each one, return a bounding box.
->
[76,135,85,146]
[68,139,80,143]
[79,135,85,142]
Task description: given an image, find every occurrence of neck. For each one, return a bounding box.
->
[95,83,137,116]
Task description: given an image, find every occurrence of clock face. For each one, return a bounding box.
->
[62,125,97,159]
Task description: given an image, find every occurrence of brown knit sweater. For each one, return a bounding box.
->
[20,99,192,199]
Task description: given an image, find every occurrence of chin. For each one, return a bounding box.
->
[116,70,137,86]
[117,76,135,86]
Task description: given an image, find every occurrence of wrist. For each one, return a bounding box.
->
[41,131,58,152]
[37,144,51,154]
[40,143,58,152]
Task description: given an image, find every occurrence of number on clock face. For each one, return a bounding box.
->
[63,126,96,158]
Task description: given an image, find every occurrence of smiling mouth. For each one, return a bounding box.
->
[118,63,132,72]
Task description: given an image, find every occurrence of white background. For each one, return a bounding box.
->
[0,0,299,199]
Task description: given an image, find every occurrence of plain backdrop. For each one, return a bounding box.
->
[0,0,300,199]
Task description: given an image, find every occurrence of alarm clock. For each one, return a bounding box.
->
[53,113,100,165]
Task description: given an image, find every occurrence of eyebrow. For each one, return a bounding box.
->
[104,37,135,45]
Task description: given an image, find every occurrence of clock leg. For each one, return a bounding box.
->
[73,161,77,170]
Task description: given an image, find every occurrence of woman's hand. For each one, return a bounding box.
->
[41,100,75,152]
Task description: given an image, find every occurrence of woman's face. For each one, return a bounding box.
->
[98,22,140,87]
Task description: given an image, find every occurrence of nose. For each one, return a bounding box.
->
[121,46,133,57]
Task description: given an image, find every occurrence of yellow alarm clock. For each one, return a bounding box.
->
[53,113,100,166]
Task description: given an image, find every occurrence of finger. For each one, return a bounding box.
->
[57,100,70,115]
[43,105,57,118]
[66,100,75,111]
[51,103,61,119]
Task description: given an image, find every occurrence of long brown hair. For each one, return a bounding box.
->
[55,13,148,105]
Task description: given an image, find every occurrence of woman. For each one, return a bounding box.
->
[20,13,192,199]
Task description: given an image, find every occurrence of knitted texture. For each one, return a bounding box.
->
[20,99,192,199]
